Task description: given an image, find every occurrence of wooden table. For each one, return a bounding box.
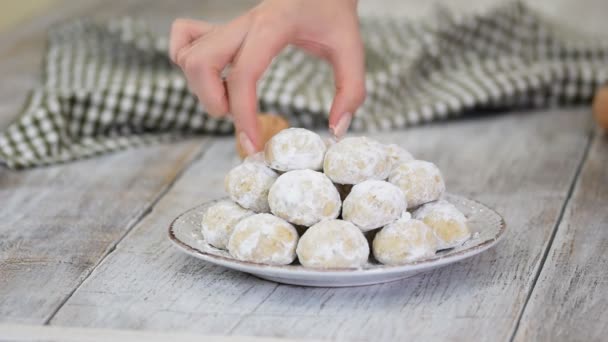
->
[1,1,606,341]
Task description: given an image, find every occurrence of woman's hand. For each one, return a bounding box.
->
[169,0,366,155]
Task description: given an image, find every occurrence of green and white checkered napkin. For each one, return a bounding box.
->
[1,2,607,169]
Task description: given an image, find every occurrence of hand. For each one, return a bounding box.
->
[169,0,366,154]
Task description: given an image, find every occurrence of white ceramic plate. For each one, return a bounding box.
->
[169,194,505,287]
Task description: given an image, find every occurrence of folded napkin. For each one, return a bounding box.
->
[1,1,606,169]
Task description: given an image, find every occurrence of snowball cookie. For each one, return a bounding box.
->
[227,213,298,265]
[225,162,278,213]
[264,128,327,171]
[413,200,470,250]
[236,113,290,159]
[372,213,437,265]
[201,200,254,249]
[296,219,369,268]
[323,137,391,184]
[342,180,407,231]
[268,170,341,226]
[385,144,414,168]
[388,160,445,209]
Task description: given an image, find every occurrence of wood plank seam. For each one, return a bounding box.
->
[41,138,213,325]
[45,111,592,340]
[508,129,595,342]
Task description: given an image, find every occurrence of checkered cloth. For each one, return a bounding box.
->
[1,2,607,169]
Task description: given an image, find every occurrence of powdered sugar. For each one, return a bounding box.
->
[296,219,369,269]
[324,137,391,184]
[388,160,445,208]
[373,217,437,264]
[413,199,470,249]
[228,213,298,265]
[216,129,467,269]
[225,162,278,212]
[385,144,414,170]
[268,169,341,226]
[201,200,253,249]
[264,128,327,171]
[413,199,465,221]
[342,180,407,231]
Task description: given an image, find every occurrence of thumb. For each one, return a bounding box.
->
[328,39,366,138]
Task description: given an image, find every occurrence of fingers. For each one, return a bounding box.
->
[227,23,290,152]
[169,18,214,63]
[175,15,250,117]
[171,3,366,149]
[180,47,229,116]
[327,34,366,138]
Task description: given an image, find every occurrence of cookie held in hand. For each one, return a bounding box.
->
[236,113,290,158]
[593,86,608,130]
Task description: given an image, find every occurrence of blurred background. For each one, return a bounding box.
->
[1,0,607,35]
[0,0,606,132]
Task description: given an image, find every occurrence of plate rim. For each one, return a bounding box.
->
[167,194,506,277]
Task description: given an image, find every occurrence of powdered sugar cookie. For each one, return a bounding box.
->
[236,113,290,159]
[385,144,414,168]
[268,170,341,226]
[201,200,254,249]
[225,162,278,213]
[372,213,437,264]
[323,137,391,184]
[413,200,470,250]
[388,160,445,208]
[342,180,407,231]
[227,213,298,265]
[264,128,326,171]
[296,219,369,268]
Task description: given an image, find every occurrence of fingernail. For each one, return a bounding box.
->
[330,112,352,140]
[238,132,256,156]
